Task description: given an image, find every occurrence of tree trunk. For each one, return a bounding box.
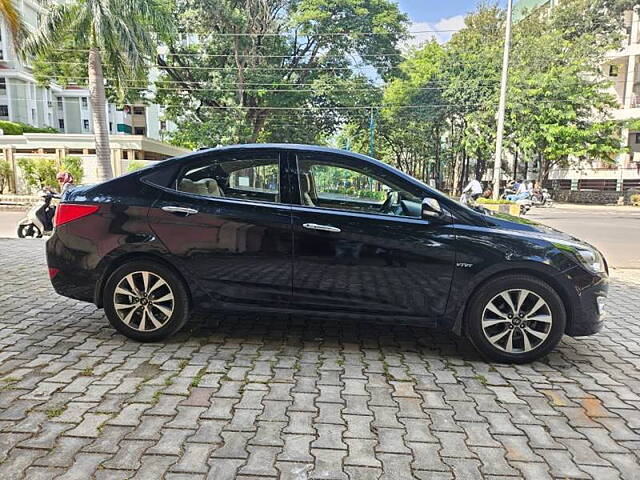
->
[88,47,113,182]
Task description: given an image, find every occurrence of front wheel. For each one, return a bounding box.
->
[103,260,190,342]
[466,274,566,363]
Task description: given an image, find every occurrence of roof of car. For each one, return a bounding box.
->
[195,143,371,157]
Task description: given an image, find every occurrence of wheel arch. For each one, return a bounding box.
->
[94,252,193,309]
[451,266,574,336]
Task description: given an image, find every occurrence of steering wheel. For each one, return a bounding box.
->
[379,191,399,214]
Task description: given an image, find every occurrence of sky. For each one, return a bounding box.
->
[397,0,508,44]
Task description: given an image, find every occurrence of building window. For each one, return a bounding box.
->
[0,105,8,117]
[134,127,146,135]
[58,119,65,130]
[609,64,619,77]
[81,97,88,109]
[83,119,90,130]
[0,78,5,92]
[0,50,4,60]
[109,122,113,132]
[635,133,640,144]
[133,106,145,115]
[57,99,64,110]
[160,120,167,130]
[31,109,36,123]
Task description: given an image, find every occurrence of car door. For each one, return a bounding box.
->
[288,150,456,319]
[147,149,293,310]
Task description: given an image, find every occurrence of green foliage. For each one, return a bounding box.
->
[16,156,84,190]
[127,161,147,172]
[476,197,515,205]
[24,0,174,103]
[0,159,12,193]
[17,157,57,189]
[156,0,408,148]
[0,120,57,135]
[61,156,84,184]
[630,193,640,206]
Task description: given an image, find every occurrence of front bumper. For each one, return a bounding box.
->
[565,272,609,337]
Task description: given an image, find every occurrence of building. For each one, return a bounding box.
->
[0,1,174,136]
[511,0,640,199]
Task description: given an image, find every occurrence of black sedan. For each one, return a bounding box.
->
[47,144,608,363]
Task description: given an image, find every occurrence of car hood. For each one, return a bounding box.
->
[480,211,585,244]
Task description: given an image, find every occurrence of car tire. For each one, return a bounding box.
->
[466,274,566,364]
[103,260,190,342]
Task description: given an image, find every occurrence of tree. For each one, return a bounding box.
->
[156,0,408,148]
[0,0,23,45]
[22,0,173,182]
[507,0,625,182]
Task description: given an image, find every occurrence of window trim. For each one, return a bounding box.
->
[170,149,289,207]
[290,151,427,219]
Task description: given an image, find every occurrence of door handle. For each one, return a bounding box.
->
[162,206,199,216]
[303,223,341,233]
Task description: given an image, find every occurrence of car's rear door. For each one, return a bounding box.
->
[147,149,293,310]
[288,150,456,319]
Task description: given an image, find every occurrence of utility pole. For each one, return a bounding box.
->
[492,0,514,200]
[369,108,376,158]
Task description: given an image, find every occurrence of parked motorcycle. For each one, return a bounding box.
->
[17,189,60,238]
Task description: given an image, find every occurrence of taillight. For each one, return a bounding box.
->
[54,204,100,227]
[48,268,59,279]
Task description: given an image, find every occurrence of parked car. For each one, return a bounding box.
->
[46,144,608,363]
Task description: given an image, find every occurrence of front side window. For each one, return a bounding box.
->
[297,154,422,218]
[176,152,281,204]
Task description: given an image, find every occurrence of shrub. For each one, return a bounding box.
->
[476,197,516,205]
[631,193,640,206]
[17,156,85,190]
[61,156,84,184]
[0,160,12,193]
[127,160,147,172]
[17,157,58,189]
[0,120,58,135]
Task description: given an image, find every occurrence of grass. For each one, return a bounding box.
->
[190,367,207,387]
[46,407,65,418]
[474,374,488,385]
[79,368,93,376]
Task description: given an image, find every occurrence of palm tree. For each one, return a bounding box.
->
[0,0,23,43]
[22,0,172,182]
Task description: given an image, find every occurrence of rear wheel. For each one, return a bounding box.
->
[466,274,566,363]
[17,223,42,238]
[103,260,190,342]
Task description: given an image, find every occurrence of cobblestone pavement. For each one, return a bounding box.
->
[1,239,640,480]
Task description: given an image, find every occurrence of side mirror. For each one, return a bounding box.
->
[422,198,442,220]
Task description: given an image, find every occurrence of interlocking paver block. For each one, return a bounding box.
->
[2,241,640,480]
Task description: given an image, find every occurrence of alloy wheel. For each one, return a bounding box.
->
[481,289,553,354]
[112,271,175,332]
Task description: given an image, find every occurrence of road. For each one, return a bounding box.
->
[0,211,24,238]
[1,204,638,267]
[528,204,640,269]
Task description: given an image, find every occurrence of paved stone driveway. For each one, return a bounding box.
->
[1,238,639,480]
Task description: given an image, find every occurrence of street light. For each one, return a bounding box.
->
[492,0,514,200]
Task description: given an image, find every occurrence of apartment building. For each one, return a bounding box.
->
[0,0,171,140]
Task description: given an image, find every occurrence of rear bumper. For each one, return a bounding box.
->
[46,234,97,304]
[565,272,609,337]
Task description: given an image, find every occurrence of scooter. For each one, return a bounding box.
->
[531,188,554,207]
[17,189,60,238]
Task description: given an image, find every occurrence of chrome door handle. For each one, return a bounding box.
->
[303,223,341,233]
[162,206,199,216]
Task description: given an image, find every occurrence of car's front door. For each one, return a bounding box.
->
[147,149,293,310]
[289,151,456,319]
